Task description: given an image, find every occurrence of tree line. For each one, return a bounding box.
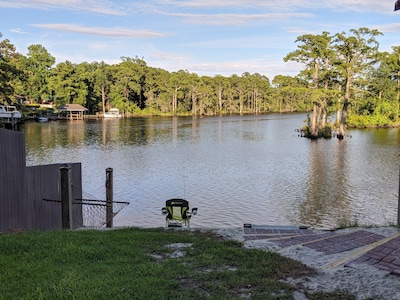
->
[0,27,399,137]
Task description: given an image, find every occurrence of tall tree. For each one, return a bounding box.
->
[242,73,270,114]
[110,60,141,113]
[213,75,227,113]
[388,46,400,122]
[76,62,99,112]
[48,61,88,106]
[120,56,147,109]
[22,44,55,102]
[169,70,189,113]
[198,76,216,115]
[94,61,113,114]
[229,74,246,114]
[332,28,382,139]
[0,33,20,104]
[187,72,200,114]
[144,67,169,112]
[284,32,334,138]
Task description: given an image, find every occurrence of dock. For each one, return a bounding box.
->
[0,105,22,130]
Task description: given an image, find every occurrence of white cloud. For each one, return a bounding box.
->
[375,23,400,33]
[170,12,314,25]
[149,0,392,13]
[1,0,394,16]
[31,23,168,38]
[9,28,27,34]
[0,0,125,15]
[150,50,191,61]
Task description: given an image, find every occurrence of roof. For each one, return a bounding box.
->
[57,104,88,112]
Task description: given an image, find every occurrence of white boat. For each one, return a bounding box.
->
[38,117,49,122]
[0,105,22,120]
[104,108,122,118]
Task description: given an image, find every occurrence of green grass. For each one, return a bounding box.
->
[0,228,354,299]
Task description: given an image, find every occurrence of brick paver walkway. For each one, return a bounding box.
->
[243,225,400,276]
[351,235,400,275]
[304,230,384,255]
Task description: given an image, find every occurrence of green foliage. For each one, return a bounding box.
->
[347,113,395,127]
[21,44,55,102]
[0,33,20,104]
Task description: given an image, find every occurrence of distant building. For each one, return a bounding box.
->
[58,104,88,120]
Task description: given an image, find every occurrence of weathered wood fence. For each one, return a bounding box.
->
[0,128,82,233]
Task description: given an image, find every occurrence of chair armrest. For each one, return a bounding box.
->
[161,207,167,215]
[191,208,198,215]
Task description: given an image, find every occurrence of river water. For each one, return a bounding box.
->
[22,114,400,229]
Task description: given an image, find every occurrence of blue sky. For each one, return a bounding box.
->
[0,0,399,79]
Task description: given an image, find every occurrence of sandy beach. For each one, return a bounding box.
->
[210,227,400,300]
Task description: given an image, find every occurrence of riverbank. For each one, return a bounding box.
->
[211,226,400,300]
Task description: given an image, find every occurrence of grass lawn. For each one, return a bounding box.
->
[0,227,355,299]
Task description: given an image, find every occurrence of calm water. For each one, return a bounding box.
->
[22,114,400,229]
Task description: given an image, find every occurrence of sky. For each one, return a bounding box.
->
[0,0,399,79]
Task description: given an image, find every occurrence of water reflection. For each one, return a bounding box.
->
[299,140,353,228]
[22,114,400,229]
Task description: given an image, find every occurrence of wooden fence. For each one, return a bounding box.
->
[0,128,82,233]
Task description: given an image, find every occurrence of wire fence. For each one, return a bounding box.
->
[43,198,129,228]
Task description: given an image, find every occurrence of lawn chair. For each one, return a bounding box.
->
[161,199,198,228]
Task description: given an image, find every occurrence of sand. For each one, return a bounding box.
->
[209,227,400,300]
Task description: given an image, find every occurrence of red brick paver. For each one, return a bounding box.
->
[305,230,384,255]
[243,225,400,277]
[351,235,400,275]
[243,227,315,240]
[273,232,337,247]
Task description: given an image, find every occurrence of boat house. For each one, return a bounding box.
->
[0,105,22,130]
[58,104,88,120]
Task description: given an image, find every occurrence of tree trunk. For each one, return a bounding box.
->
[173,89,178,112]
[337,99,348,140]
[397,69,400,122]
[321,106,327,129]
[239,94,243,115]
[337,74,352,140]
[101,84,106,114]
[199,98,203,115]
[192,93,197,115]
[218,86,222,112]
[310,102,318,138]
[308,62,320,137]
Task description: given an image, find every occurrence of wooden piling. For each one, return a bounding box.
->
[398,164,400,226]
[106,168,113,228]
[60,165,72,230]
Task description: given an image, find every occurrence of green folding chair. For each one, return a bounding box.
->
[162,199,198,228]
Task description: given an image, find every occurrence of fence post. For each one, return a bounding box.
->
[398,164,400,226]
[106,168,113,228]
[60,165,72,230]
